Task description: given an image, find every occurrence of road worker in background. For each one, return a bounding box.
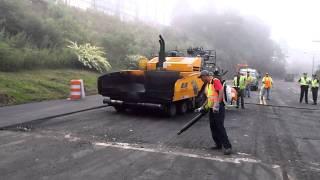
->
[233,72,246,109]
[298,72,311,104]
[311,74,319,105]
[259,85,266,104]
[245,71,253,98]
[195,70,232,155]
[261,73,273,100]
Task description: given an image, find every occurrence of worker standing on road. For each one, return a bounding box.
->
[233,72,246,109]
[311,74,319,105]
[259,85,266,104]
[196,70,232,155]
[261,73,273,100]
[245,71,253,98]
[298,73,311,104]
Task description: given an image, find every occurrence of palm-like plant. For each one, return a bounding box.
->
[67,40,111,73]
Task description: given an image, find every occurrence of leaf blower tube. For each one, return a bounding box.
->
[177,112,207,135]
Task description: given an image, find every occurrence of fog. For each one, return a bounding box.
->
[34,1,320,75]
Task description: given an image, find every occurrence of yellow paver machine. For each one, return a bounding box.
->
[98,35,217,116]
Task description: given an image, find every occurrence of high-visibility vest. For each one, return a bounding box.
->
[299,77,310,86]
[246,75,253,85]
[311,79,319,88]
[204,79,219,110]
[233,76,246,89]
[262,76,272,88]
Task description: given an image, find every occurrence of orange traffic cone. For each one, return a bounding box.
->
[69,79,85,100]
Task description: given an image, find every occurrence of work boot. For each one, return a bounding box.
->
[224,148,232,155]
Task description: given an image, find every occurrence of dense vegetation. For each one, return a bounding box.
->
[0,0,285,76]
[0,69,98,105]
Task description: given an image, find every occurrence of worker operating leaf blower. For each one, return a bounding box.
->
[223,80,238,107]
[177,69,232,155]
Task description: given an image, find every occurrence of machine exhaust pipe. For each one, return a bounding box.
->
[157,35,166,69]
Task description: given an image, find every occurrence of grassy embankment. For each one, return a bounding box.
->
[0,69,99,106]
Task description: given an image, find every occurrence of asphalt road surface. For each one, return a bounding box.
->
[0,80,319,180]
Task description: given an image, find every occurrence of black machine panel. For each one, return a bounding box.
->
[98,70,180,103]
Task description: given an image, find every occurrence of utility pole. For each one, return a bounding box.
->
[312,55,315,75]
[312,40,320,74]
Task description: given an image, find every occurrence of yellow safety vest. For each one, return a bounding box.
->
[299,77,310,86]
[246,76,253,85]
[311,79,319,88]
[233,76,246,89]
[204,79,219,110]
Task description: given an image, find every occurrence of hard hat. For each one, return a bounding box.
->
[199,70,210,77]
[265,72,269,75]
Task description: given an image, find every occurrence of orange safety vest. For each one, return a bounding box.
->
[264,77,272,88]
[204,78,220,110]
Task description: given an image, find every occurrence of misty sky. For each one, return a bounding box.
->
[72,0,320,51]
[174,0,320,52]
[149,0,320,73]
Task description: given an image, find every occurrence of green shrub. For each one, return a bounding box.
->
[124,54,146,69]
[67,41,111,73]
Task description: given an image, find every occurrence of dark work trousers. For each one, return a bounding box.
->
[311,87,318,104]
[300,85,309,103]
[236,88,245,108]
[209,103,232,149]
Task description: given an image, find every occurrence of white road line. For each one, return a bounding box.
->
[0,140,25,147]
[62,134,294,179]
[94,141,262,164]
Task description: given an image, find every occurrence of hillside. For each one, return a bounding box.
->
[0,0,285,75]
[0,69,99,106]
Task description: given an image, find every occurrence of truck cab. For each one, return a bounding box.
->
[239,68,260,91]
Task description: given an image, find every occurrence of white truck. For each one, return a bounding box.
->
[239,68,260,91]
